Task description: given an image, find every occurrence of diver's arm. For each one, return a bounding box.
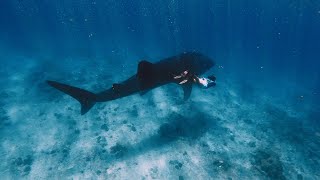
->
[172,70,190,84]
[193,75,200,83]
[179,79,188,84]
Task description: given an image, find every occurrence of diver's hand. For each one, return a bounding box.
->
[174,75,182,79]
[179,79,188,84]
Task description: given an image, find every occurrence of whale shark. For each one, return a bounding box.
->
[47,52,215,115]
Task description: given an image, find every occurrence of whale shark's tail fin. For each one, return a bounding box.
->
[47,80,96,115]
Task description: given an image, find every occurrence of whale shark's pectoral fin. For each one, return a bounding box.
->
[181,82,193,100]
[137,60,154,88]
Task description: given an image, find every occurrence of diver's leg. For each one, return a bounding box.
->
[207,81,216,88]
[208,75,216,81]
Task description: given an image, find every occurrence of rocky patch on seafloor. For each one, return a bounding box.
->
[203,151,232,174]
[169,160,183,170]
[10,155,34,176]
[110,143,128,159]
[252,149,285,180]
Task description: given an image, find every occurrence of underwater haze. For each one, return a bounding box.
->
[0,0,320,179]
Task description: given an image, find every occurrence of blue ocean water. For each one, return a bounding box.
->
[0,0,319,179]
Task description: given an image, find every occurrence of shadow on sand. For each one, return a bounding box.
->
[106,104,220,164]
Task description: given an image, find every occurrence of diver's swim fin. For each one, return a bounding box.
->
[208,75,216,81]
[47,80,96,115]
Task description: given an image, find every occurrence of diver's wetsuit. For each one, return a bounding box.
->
[194,76,216,88]
[173,70,216,88]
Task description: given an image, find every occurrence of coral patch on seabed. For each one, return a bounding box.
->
[252,149,285,179]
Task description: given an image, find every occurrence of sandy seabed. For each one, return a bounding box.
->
[0,56,319,179]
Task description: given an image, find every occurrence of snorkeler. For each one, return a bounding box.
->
[173,70,216,88]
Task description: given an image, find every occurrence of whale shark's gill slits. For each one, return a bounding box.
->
[112,83,122,92]
[46,80,96,115]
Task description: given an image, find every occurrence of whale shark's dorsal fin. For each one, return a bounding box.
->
[137,60,154,88]
[181,82,193,100]
[137,61,154,79]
